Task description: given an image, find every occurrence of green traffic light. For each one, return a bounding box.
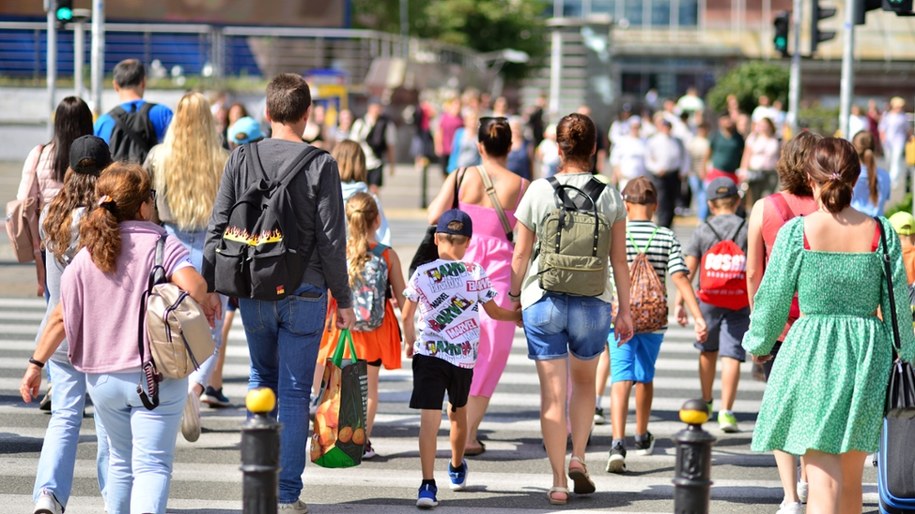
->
[55,7,73,21]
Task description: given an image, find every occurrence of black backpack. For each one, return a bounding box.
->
[108,102,158,164]
[214,142,326,300]
[366,116,389,157]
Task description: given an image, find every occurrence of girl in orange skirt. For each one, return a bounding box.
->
[316,192,405,459]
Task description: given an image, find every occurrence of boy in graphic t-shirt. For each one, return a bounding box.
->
[401,209,521,509]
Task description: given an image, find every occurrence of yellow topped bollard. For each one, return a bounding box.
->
[672,399,717,514]
[241,388,280,514]
[246,387,277,414]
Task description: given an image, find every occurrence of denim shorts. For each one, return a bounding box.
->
[610,332,664,383]
[523,294,613,360]
[693,304,750,362]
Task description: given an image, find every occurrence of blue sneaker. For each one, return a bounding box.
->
[416,482,438,509]
[448,460,468,490]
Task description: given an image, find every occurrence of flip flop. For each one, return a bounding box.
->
[548,486,569,505]
[568,455,596,495]
[465,439,486,456]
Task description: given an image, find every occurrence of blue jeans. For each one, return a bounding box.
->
[165,224,226,389]
[689,174,708,221]
[238,283,328,504]
[523,294,613,360]
[33,359,109,508]
[87,372,186,514]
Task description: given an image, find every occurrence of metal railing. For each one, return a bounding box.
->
[0,21,486,84]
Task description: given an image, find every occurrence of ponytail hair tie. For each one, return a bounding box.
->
[830,172,841,181]
[97,195,115,209]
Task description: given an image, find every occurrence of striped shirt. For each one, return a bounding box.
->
[625,220,689,288]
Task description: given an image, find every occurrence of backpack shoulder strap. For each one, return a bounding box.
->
[705,221,725,243]
[370,244,388,257]
[628,226,660,254]
[277,146,325,187]
[245,141,268,182]
[730,219,747,243]
[581,177,607,207]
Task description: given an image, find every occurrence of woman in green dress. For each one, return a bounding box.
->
[743,137,915,514]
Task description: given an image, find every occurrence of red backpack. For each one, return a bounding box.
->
[698,220,749,310]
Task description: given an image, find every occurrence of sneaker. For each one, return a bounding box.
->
[594,406,608,425]
[797,480,808,503]
[181,390,201,442]
[278,499,308,513]
[39,386,52,412]
[634,432,655,456]
[776,500,803,514]
[717,410,739,433]
[363,439,376,460]
[416,482,439,509]
[201,386,231,408]
[34,490,63,514]
[605,442,627,473]
[448,460,468,490]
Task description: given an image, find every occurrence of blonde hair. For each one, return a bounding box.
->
[332,140,366,183]
[345,192,380,287]
[152,92,228,230]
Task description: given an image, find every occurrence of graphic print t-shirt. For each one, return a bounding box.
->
[404,259,499,369]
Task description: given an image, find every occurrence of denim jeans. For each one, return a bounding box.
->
[238,283,327,504]
[33,359,109,507]
[164,223,226,389]
[88,372,186,514]
[689,174,708,221]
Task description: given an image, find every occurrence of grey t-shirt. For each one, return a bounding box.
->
[514,173,626,308]
[38,206,86,362]
[684,213,748,260]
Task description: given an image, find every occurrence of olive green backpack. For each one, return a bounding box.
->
[536,176,611,297]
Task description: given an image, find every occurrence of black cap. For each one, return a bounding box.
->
[706,177,740,201]
[69,135,112,175]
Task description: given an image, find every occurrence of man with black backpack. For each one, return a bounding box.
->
[351,99,396,194]
[203,73,354,514]
[94,59,173,164]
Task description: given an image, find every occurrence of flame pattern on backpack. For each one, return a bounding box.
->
[628,228,669,334]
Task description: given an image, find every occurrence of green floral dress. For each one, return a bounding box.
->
[742,217,915,455]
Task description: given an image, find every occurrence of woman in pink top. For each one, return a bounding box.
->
[427,116,529,455]
[20,163,220,514]
[16,97,94,297]
[740,117,781,208]
[745,130,821,514]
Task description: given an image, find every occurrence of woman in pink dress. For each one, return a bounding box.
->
[427,116,529,455]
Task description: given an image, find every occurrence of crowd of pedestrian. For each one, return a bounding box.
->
[12,56,915,514]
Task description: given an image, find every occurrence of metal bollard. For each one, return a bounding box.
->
[672,399,717,514]
[241,388,280,514]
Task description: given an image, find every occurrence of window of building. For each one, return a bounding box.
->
[678,0,699,26]
[651,0,672,26]
[624,0,644,26]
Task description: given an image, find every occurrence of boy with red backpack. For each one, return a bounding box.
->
[679,177,751,433]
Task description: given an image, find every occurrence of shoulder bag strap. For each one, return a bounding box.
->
[136,234,167,410]
[878,218,902,354]
[475,165,514,243]
[452,167,467,210]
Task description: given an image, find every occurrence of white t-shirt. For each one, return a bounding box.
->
[404,259,498,369]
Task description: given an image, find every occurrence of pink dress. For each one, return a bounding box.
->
[460,187,523,397]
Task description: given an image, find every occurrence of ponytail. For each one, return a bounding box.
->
[78,163,151,273]
[818,179,854,214]
[807,137,860,214]
[345,192,380,287]
[80,203,121,273]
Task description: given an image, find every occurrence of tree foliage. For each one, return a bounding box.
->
[707,61,790,114]
[351,0,548,80]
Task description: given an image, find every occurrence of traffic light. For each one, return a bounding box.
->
[810,0,837,54]
[883,0,914,14]
[855,0,882,24]
[55,0,73,23]
[773,11,790,57]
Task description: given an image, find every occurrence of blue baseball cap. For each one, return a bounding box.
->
[436,209,473,238]
[227,116,264,145]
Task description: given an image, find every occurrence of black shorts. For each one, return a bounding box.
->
[367,165,384,188]
[409,354,473,411]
